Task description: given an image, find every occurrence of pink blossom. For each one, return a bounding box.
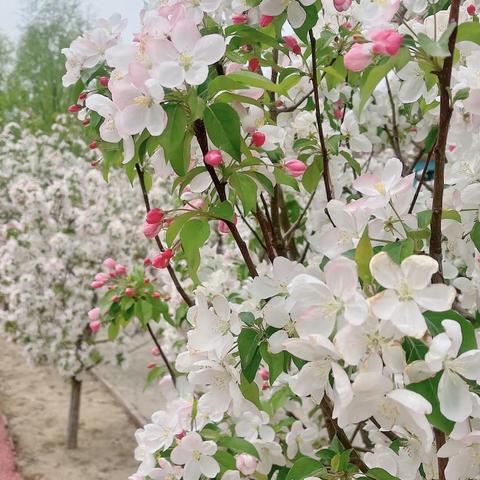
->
[252,131,266,147]
[369,29,403,56]
[344,43,373,72]
[98,76,109,87]
[259,367,269,381]
[283,35,301,55]
[284,159,306,178]
[91,280,104,289]
[185,199,205,211]
[88,307,100,321]
[232,13,248,24]
[115,264,127,275]
[219,214,237,235]
[152,249,174,269]
[125,287,135,297]
[236,454,258,475]
[259,15,274,27]
[144,221,162,239]
[146,208,164,225]
[95,272,110,283]
[204,149,224,167]
[151,346,161,356]
[103,258,116,269]
[467,3,476,15]
[68,104,81,113]
[333,0,352,11]
[89,320,101,333]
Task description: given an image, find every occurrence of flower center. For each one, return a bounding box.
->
[179,52,193,70]
[134,95,153,108]
[192,450,201,461]
[397,281,413,301]
[374,181,386,194]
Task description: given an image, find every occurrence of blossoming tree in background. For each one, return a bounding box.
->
[62,1,480,479]
[0,118,185,448]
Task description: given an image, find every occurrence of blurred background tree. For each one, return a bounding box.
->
[0,0,87,131]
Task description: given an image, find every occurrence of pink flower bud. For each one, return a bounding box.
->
[259,15,274,27]
[83,119,90,127]
[147,362,156,369]
[152,291,162,299]
[144,221,162,239]
[236,454,258,476]
[184,199,205,211]
[91,280,104,289]
[68,104,81,113]
[95,272,110,282]
[112,295,121,302]
[152,249,174,269]
[89,141,97,150]
[284,159,306,178]
[146,208,164,225]
[344,43,373,72]
[103,258,116,269]
[204,149,224,167]
[283,35,301,55]
[176,430,186,440]
[369,29,403,56]
[232,13,248,24]
[259,367,269,381]
[125,287,135,297]
[144,258,152,266]
[334,109,343,119]
[248,58,260,72]
[78,92,88,101]
[88,307,100,322]
[252,131,266,147]
[99,76,110,87]
[218,214,237,235]
[262,382,269,390]
[115,264,127,275]
[467,3,476,14]
[333,0,352,11]
[151,346,160,356]
[89,320,101,333]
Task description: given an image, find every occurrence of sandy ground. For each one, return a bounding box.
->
[0,338,139,480]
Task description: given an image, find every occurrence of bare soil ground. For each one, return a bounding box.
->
[0,338,139,480]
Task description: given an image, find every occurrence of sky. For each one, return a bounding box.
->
[0,0,143,41]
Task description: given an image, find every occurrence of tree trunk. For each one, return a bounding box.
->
[66,377,82,449]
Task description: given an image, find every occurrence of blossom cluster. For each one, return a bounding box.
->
[59,0,480,479]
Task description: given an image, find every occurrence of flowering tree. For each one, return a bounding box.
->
[62,1,480,480]
[0,118,182,447]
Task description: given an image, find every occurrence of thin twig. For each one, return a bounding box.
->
[408,145,435,213]
[309,29,334,201]
[146,323,176,386]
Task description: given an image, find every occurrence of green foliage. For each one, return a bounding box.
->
[355,227,374,285]
[286,457,323,480]
[470,221,480,252]
[180,219,211,283]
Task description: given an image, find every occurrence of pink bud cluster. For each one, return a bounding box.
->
[144,208,165,239]
[91,258,127,289]
[344,29,403,72]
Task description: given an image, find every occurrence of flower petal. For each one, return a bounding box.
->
[438,369,472,422]
[370,252,402,289]
[193,34,226,64]
[401,255,438,290]
[412,284,456,311]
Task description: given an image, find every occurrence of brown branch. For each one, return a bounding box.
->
[193,120,258,278]
[146,322,176,386]
[408,145,435,214]
[429,0,460,287]
[135,164,194,307]
[255,206,277,262]
[320,397,368,473]
[385,76,405,168]
[275,89,313,113]
[309,29,334,202]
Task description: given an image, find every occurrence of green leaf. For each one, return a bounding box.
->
[229,172,258,214]
[217,437,260,459]
[144,366,162,390]
[457,21,480,45]
[209,200,235,221]
[382,238,414,264]
[274,168,300,191]
[225,24,289,53]
[355,227,374,285]
[259,343,285,385]
[204,104,242,161]
[239,312,256,326]
[238,328,262,371]
[302,160,323,193]
[358,48,409,114]
[180,219,211,282]
[158,104,190,176]
[417,209,462,229]
[286,457,323,480]
[367,468,401,480]
[240,373,262,409]
[108,321,120,341]
[471,221,480,252]
[166,212,199,246]
[214,451,236,471]
[340,151,361,176]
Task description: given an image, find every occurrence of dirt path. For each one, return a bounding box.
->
[0,338,139,480]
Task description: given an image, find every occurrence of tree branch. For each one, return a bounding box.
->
[309,29,334,202]
[193,120,258,278]
[147,322,176,386]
